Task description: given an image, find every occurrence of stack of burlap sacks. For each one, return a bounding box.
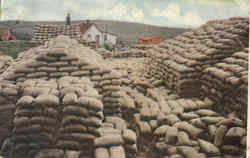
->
[9,79,60,157]
[95,117,137,158]
[0,36,135,158]
[0,56,13,75]
[101,49,147,58]
[119,82,246,158]
[144,17,248,99]
[79,38,98,50]
[0,81,18,150]
[154,108,246,158]
[201,48,248,121]
[2,36,123,117]
[31,24,82,44]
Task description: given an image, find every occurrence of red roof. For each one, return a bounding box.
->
[79,23,92,34]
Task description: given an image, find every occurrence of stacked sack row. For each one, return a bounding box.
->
[1,36,123,118]
[0,56,13,75]
[201,48,248,121]
[100,72,122,117]
[143,17,249,98]
[100,49,147,59]
[154,108,246,158]
[0,80,18,151]
[79,38,98,50]
[134,96,214,136]
[31,24,82,44]
[94,117,137,158]
[8,79,59,157]
[57,77,104,153]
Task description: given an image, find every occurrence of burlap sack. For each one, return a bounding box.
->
[94,134,124,147]
[59,133,95,142]
[56,140,81,150]
[95,147,110,158]
[110,146,126,158]
[63,106,89,117]
[174,122,203,139]
[78,97,103,111]
[198,139,220,156]
[35,94,59,106]
[60,124,88,133]
[122,129,136,144]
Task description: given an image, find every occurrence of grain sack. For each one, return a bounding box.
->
[153,125,169,137]
[189,118,206,129]
[95,147,110,158]
[34,94,59,106]
[59,133,95,142]
[177,146,205,158]
[225,127,246,139]
[62,93,78,105]
[122,129,137,144]
[174,122,203,138]
[165,114,181,125]
[214,125,228,146]
[105,117,127,130]
[60,124,88,133]
[177,131,191,146]
[110,146,126,158]
[13,117,30,127]
[56,140,81,150]
[0,104,15,112]
[63,106,89,117]
[30,116,57,126]
[94,134,124,147]
[180,113,199,120]
[195,109,219,116]
[165,126,178,144]
[34,149,64,158]
[198,139,220,156]
[169,154,183,158]
[71,71,91,76]
[78,97,103,111]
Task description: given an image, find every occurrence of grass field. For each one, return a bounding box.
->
[0,40,35,58]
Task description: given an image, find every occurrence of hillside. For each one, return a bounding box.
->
[0,20,191,42]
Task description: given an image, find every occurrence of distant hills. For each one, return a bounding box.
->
[0,20,192,42]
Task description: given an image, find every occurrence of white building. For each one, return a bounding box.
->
[80,21,117,46]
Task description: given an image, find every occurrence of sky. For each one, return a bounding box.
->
[1,0,249,28]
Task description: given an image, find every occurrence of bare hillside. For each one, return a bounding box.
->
[0,20,191,41]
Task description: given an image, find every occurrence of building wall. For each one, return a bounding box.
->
[83,25,104,45]
[103,33,117,46]
[83,25,117,46]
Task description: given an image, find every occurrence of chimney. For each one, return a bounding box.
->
[66,13,71,25]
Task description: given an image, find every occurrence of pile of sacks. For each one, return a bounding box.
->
[31,24,82,44]
[2,35,123,117]
[8,79,59,156]
[95,117,137,158]
[101,49,147,58]
[79,38,98,50]
[132,44,154,51]
[201,48,248,121]
[0,56,13,75]
[0,80,18,148]
[154,108,246,158]
[144,17,248,98]
[57,77,104,151]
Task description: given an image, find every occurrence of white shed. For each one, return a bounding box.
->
[80,22,117,46]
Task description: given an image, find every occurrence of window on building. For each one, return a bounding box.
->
[88,34,91,38]
[104,34,107,41]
